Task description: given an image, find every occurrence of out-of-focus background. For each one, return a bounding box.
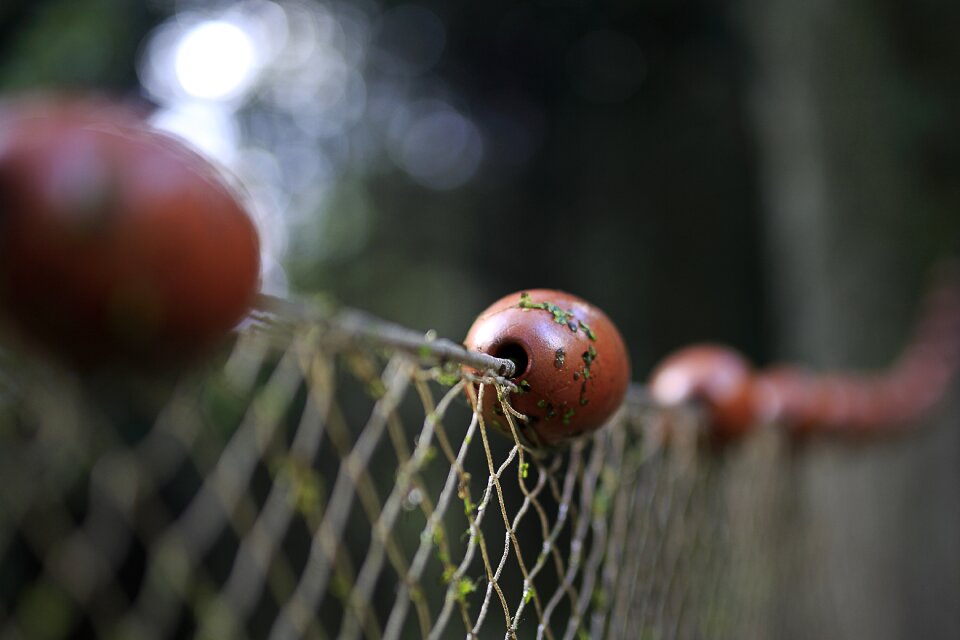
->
[2,0,960,637]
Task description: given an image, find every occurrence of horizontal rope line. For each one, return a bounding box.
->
[254,294,517,378]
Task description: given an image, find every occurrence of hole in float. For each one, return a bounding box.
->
[492,341,530,380]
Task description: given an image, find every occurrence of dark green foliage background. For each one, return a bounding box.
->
[4,1,960,637]
[4,0,958,370]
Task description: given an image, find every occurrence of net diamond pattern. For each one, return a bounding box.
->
[0,320,783,639]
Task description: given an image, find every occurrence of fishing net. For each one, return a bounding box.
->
[0,301,797,639]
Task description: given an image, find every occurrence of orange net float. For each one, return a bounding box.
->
[648,344,756,441]
[649,268,960,440]
[0,95,261,368]
[463,289,631,449]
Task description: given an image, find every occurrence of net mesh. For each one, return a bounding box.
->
[0,312,791,639]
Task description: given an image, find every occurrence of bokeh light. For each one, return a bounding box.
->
[390,101,483,190]
[373,4,446,76]
[149,102,239,164]
[137,0,487,294]
[174,20,258,101]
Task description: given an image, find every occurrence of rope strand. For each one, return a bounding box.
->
[253,293,517,378]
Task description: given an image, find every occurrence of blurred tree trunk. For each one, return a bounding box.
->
[740,0,960,637]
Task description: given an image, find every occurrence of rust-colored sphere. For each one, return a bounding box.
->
[0,96,261,366]
[463,289,631,448]
[649,344,757,439]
